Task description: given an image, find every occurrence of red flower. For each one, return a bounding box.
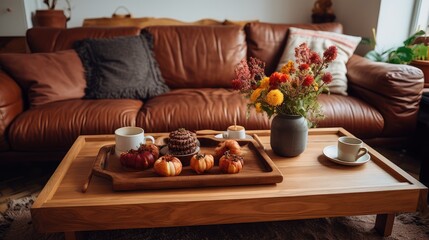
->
[322,72,333,84]
[295,43,311,65]
[299,63,310,71]
[302,75,314,86]
[323,46,338,62]
[310,52,322,64]
[232,79,242,90]
[269,72,289,89]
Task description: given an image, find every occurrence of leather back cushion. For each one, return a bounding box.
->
[144,25,247,88]
[26,27,141,53]
[245,22,343,75]
[0,50,86,107]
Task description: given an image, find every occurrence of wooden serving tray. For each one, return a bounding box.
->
[92,136,283,191]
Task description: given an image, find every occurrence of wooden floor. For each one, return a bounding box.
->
[0,146,423,215]
[0,162,57,213]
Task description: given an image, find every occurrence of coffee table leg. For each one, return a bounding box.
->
[374,213,395,236]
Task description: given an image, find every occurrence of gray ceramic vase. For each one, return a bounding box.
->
[270,114,308,157]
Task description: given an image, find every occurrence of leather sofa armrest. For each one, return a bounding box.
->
[346,54,424,137]
[0,70,24,151]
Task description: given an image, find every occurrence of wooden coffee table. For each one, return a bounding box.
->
[31,128,427,240]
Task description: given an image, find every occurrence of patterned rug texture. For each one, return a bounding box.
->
[1,194,428,240]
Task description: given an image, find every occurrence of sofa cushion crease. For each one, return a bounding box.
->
[8,99,142,151]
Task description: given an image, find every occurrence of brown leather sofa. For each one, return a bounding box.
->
[0,22,424,162]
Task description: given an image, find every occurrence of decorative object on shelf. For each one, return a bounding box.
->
[232,43,337,156]
[112,6,132,18]
[311,0,336,23]
[33,0,71,28]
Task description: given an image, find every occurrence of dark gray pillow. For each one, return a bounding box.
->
[74,34,169,99]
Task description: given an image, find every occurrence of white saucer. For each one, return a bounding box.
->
[323,145,370,166]
[214,133,253,140]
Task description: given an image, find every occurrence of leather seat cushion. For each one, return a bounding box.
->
[137,88,270,132]
[138,90,384,139]
[317,94,384,139]
[9,99,142,151]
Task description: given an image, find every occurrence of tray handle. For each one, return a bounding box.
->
[82,144,114,193]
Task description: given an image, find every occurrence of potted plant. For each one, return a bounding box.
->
[365,29,429,87]
[33,0,71,28]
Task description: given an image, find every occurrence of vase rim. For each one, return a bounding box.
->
[275,114,303,118]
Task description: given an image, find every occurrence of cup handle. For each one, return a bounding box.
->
[144,135,155,144]
[356,147,368,160]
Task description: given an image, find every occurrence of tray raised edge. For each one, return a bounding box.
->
[91,136,284,191]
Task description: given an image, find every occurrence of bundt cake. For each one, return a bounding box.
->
[168,128,198,155]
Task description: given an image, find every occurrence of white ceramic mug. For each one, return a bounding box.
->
[114,127,155,157]
[222,125,246,139]
[337,136,368,162]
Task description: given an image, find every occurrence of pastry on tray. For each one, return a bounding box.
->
[167,128,198,155]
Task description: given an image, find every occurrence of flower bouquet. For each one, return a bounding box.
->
[232,43,338,127]
[232,42,338,156]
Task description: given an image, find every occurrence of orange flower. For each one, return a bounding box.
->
[255,102,262,113]
[259,77,270,89]
[280,60,295,74]
[250,88,263,102]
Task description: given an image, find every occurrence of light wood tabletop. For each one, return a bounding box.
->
[31,128,427,239]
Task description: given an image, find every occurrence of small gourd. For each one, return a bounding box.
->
[190,153,214,174]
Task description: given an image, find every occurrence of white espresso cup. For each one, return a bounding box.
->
[223,125,246,139]
[114,127,155,157]
[337,136,368,162]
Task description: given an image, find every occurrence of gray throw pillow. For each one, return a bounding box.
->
[74,34,169,99]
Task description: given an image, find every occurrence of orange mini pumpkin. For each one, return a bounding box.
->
[214,140,241,160]
[190,153,214,174]
[153,155,182,177]
[219,152,244,174]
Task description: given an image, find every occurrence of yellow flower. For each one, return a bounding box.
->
[250,88,263,102]
[259,77,270,89]
[280,60,295,74]
[313,82,319,91]
[255,102,262,113]
[266,89,284,106]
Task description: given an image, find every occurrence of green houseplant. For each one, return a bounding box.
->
[365,29,429,88]
[365,29,428,64]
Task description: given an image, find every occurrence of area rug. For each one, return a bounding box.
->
[1,195,428,240]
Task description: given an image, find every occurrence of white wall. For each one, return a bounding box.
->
[49,0,315,27]
[376,0,415,53]
[0,0,30,36]
[334,0,381,55]
[33,0,382,55]
[15,0,426,57]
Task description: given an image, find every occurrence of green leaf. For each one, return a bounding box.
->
[412,44,428,60]
[365,50,384,62]
[403,30,426,46]
[388,47,413,64]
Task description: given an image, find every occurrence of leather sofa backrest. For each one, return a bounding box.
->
[26,27,141,53]
[245,22,343,75]
[144,25,247,89]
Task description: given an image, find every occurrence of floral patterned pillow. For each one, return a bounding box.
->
[277,27,361,95]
